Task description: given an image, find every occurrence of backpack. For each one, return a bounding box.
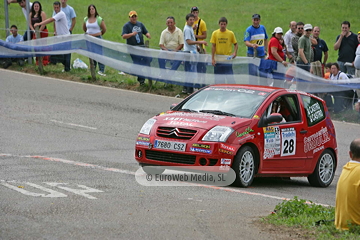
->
[330,71,353,80]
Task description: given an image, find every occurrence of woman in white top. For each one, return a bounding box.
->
[83,4,107,76]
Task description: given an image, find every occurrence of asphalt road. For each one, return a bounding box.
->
[0,70,358,240]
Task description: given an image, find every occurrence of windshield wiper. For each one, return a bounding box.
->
[199,110,236,116]
[180,108,198,112]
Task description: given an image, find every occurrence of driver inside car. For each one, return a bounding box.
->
[268,98,292,123]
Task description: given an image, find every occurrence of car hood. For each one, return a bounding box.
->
[155,111,252,130]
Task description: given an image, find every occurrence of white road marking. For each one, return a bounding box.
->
[45,183,104,200]
[0,180,104,199]
[50,120,97,130]
[0,153,330,206]
[0,180,67,198]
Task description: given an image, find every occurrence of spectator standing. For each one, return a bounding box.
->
[189,6,207,53]
[296,24,313,72]
[7,0,33,41]
[268,27,288,67]
[311,26,328,77]
[335,138,360,230]
[189,6,207,83]
[50,0,76,65]
[29,1,49,66]
[279,38,287,61]
[354,32,360,115]
[244,13,268,58]
[291,22,304,62]
[34,1,70,72]
[158,16,184,73]
[183,13,207,94]
[53,0,76,33]
[283,21,297,62]
[334,21,358,75]
[4,25,25,68]
[122,11,152,86]
[83,4,107,76]
[210,17,238,84]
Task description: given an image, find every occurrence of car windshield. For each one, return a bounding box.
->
[180,87,268,118]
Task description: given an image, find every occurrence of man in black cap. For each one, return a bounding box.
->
[189,6,207,53]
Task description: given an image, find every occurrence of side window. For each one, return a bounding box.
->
[266,95,301,123]
[301,95,325,126]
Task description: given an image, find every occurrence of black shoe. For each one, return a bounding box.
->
[3,61,12,69]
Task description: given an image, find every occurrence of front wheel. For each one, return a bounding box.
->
[232,146,257,187]
[307,149,336,187]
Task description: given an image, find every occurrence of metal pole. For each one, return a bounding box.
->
[4,0,10,37]
[26,0,32,64]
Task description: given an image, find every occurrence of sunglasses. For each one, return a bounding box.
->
[297,27,304,30]
[305,29,312,32]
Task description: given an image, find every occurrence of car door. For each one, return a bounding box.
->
[258,93,308,172]
[299,94,331,162]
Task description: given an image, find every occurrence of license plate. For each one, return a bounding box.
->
[154,140,186,152]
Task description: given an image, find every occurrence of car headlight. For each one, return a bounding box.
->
[202,126,234,142]
[139,118,156,135]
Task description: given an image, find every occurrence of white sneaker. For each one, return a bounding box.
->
[118,71,126,75]
[97,71,106,76]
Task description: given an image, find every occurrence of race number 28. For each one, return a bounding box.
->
[283,139,294,154]
[281,128,296,156]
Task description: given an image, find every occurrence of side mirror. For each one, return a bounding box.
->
[264,113,283,124]
[170,103,177,110]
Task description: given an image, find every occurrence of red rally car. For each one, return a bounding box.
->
[135,84,338,188]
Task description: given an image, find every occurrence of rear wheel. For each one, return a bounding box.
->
[307,149,336,187]
[232,146,257,187]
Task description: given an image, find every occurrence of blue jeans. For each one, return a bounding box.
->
[247,53,265,76]
[23,28,33,41]
[158,50,181,71]
[93,35,105,73]
[338,61,355,75]
[214,63,235,84]
[130,54,153,84]
[183,60,197,93]
[296,60,311,72]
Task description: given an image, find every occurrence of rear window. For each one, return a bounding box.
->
[301,95,325,126]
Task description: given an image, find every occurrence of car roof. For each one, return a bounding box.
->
[207,84,285,93]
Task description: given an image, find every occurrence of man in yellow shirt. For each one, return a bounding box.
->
[210,17,238,84]
[335,138,360,230]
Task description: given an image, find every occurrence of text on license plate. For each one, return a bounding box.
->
[154,140,186,152]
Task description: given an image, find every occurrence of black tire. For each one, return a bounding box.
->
[141,165,165,175]
[232,146,257,188]
[307,149,336,187]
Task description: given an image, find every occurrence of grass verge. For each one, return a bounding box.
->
[261,197,360,240]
